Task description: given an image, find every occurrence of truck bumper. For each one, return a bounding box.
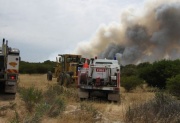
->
[79,87,120,102]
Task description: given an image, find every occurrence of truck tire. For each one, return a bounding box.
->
[59,73,64,85]
[59,73,71,87]
[64,74,71,87]
[47,71,52,81]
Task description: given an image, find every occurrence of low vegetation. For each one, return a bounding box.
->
[10,83,101,123]
[17,85,67,122]
[3,76,178,123]
[1,58,180,122]
[125,92,180,123]
[19,86,43,112]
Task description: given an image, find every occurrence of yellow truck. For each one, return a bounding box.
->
[48,54,86,87]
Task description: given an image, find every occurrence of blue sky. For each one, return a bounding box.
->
[0,0,145,62]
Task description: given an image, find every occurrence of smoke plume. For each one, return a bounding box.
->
[74,0,180,65]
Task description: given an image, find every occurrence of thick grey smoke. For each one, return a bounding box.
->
[98,43,125,59]
[75,0,180,65]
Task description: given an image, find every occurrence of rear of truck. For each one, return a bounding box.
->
[5,51,20,93]
[0,39,20,94]
[78,58,121,102]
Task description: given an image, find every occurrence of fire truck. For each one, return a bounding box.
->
[0,38,20,94]
[78,57,121,102]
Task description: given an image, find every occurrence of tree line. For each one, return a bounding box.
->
[19,60,56,74]
[120,59,180,98]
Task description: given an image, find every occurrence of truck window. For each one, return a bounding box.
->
[8,52,20,55]
[95,62,112,64]
[67,57,80,63]
[66,57,72,63]
[8,48,20,55]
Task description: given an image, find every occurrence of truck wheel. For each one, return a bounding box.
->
[59,73,71,87]
[59,73,64,85]
[47,71,52,81]
[64,74,71,87]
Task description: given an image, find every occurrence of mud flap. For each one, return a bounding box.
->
[5,84,17,94]
[108,93,120,102]
[78,89,89,99]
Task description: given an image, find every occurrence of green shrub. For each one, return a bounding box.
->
[121,76,144,92]
[43,85,62,103]
[166,74,180,98]
[17,85,68,122]
[43,85,66,117]
[44,84,78,103]
[47,97,66,117]
[35,103,51,116]
[80,102,98,118]
[23,103,51,123]
[19,86,43,112]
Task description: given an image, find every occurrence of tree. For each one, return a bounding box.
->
[121,64,137,77]
[166,74,180,98]
[19,60,56,74]
[121,75,144,92]
[138,59,180,89]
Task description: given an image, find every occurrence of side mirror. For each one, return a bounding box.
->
[59,57,62,62]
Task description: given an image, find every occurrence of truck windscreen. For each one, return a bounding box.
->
[95,62,112,64]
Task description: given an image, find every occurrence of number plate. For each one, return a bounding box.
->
[96,68,105,72]
[7,81,16,85]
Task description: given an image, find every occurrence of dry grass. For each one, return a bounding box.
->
[124,92,180,123]
[18,74,50,91]
[0,74,156,123]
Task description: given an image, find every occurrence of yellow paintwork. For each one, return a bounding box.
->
[54,54,82,84]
